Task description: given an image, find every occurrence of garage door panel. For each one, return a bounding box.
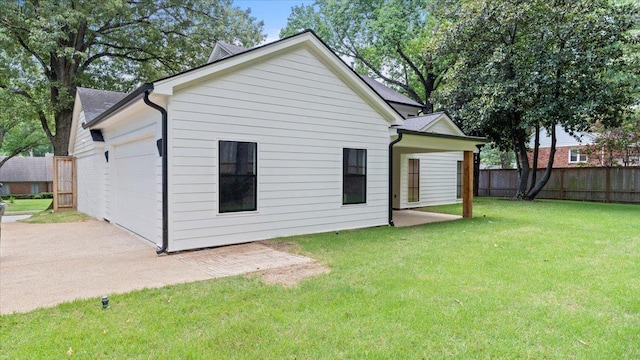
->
[113,137,157,243]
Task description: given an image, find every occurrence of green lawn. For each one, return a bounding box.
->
[1,199,52,214]
[1,198,639,358]
[19,210,92,223]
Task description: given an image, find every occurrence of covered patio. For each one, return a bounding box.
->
[389,113,488,225]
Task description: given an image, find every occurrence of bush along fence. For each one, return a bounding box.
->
[479,167,640,204]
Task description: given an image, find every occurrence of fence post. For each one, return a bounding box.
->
[605,167,611,203]
[559,169,564,200]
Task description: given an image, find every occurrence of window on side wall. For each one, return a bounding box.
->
[569,149,587,163]
[408,159,420,202]
[343,148,367,205]
[219,141,257,213]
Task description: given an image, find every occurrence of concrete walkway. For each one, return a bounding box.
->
[0,220,313,315]
[1,214,33,223]
[392,210,462,227]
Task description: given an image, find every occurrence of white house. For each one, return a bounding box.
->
[210,40,469,210]
[70,30,485,253]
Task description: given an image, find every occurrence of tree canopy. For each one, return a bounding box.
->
[281,0,443,112]
[0,0,264,155]
[434,0,639,199]
[0,90,50,168]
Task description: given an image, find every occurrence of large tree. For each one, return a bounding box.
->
[0,0,264,156]
[435,0,639,199]
[0,90,49,169]
[281,0,444,112]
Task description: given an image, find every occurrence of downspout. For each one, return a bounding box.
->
[143,89,169,255]
[388,130,404,226]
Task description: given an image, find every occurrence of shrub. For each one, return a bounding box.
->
[39,192,54,199]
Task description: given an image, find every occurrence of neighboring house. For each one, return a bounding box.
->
[528,125,597,168]
[69,30,485,253]
[0,155,53,196]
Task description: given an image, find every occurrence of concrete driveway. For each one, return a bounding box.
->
[0,220,315,315]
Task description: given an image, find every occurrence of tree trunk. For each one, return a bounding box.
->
[51,108,73,156]
[516,139,530,199]
[527,124,540,194]
[525,125,557,199]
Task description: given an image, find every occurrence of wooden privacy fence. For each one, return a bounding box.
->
[53,156,76,211]
[479,167,640,204]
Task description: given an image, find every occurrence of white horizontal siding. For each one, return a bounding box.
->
[73,110,105,219]
[399,152,463,209]
[167,47,390,251]
[72,111,95,156]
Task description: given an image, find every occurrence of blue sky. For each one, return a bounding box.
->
[233,0,314,43]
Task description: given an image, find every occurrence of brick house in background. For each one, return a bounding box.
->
[528,125,598,168]
[0,155,53,196]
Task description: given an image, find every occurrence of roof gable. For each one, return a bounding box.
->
[399,112,465,136]
[69,88,127,153]
[153,31,404,125]
[207,42,423,110]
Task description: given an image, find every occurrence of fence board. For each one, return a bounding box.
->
[479,167,640,204]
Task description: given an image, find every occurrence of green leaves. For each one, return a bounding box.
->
[435,0,639,198]
[281,0,440,108]
[0,0,264,155]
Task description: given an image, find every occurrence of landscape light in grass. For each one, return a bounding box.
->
[101,296,109,309]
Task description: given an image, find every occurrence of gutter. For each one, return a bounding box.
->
[142,88,169,255]
[388,131,403,226]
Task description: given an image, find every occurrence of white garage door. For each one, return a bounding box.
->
[113,136,157,243]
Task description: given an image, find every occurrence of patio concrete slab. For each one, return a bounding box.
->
[393,210,462,227]
[0,220,314,315]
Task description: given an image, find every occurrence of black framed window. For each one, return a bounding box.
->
[219,141,257,213]
[343,148,367,204]
[408,159,420,202]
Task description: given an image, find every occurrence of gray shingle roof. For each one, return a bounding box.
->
[0,155,53,182]
[217,41,249,56]
[397,112,444,131]
[77,87,127,122]
[359,75,423,108]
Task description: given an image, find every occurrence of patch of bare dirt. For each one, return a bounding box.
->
[254,262,331,287]
[257,240,301,253]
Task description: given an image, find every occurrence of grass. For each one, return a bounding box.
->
[1,199,52,214]
[18,210,92,224]
[1,198,639,358]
